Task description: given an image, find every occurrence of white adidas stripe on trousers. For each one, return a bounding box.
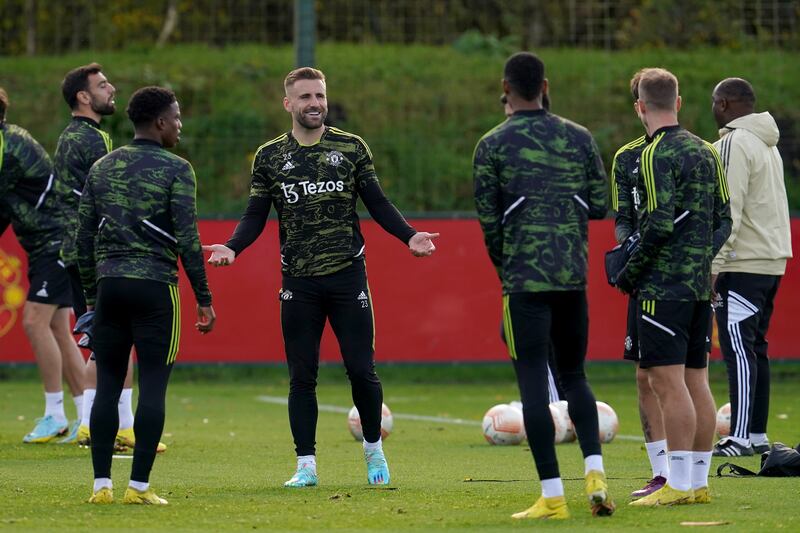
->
[546,366,560,403]
[728,322,750,439]
[726,290,760,440]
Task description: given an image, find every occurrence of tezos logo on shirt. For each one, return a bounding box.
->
[280,180,344,203]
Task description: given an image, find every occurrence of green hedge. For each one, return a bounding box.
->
[1,44,798,215]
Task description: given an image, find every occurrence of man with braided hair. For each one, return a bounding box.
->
[474,52,613,520]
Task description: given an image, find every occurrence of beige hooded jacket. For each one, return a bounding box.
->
[712,112,792,275]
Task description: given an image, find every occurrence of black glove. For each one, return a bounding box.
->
[72,310,95,351]
[605,232,640,286]
[614,268,637,295]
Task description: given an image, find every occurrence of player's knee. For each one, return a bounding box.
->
[557,370,585,391]
[636,369,653,394]
[49,317,71,337]
[289,376,317,393]
[21,308,47,336]
[133,401,166,425]
[345,366,378,387]
[647,371,679,399]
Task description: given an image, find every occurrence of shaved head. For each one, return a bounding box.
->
[713,78,756,106]
[712,77,756,128]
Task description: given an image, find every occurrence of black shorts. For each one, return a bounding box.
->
[623,296,639,361]
[27,254,72,308]
[637,299,711,369]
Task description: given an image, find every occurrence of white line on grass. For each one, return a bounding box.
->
[256,395,644,441]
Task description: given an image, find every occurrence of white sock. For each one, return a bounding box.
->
[82,389,96,427]
[363,437,383,452]
[297,454,316,472]
[729,435,750,446]
[691,451,712,490]
[118,389,134,430]
[750,432,768,445]
[72,395,84,420]
[45,391,67,423]
[129,480,149,492]
[645,439,669,478]
[667,451,692,491]
[584,454,604,475]
[93,478,112,492]
[541,477,564,498]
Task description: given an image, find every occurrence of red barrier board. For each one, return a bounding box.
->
[1,219,798,362]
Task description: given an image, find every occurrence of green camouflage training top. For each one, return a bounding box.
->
[0,122,63,262]
[76,139,211,307]
[54,116,112,266]
[611,135,648,244]
[225,126,416,277]
[617,125,732,301]
[473,109,608,294]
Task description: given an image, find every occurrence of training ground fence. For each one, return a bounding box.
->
[2,0,798,56]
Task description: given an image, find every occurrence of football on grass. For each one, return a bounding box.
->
[347,403,393,441]
[716,402,731,438]
[482,403,525,445]
[596,401,619,443]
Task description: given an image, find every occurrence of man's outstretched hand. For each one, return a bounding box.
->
[409,232,439,257]
[203,244,235,267]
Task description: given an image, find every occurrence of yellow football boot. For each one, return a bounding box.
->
[77,425,91,447]
[585,470,615,516]
[629,484,693,507]
[115,428,167,453]
[123,487,168,505]
[88,487,114,504]
[511,496,570,520]
[692,486,711,504]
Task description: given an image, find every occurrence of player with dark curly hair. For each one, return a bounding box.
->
[77,86,216,505]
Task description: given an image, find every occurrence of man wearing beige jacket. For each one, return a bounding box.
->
[710,78,793,457]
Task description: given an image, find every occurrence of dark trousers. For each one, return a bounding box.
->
[504,290,601,480]
[281,261,382,456]
[714,272,781,439]
[67,264,88,318]
[91,277,179,483]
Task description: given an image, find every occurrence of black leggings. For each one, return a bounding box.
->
[281,261,382,456]
[504,290,601,480]
[91,277,179,483]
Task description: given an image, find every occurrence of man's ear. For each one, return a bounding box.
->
[675,95,682,113]
[283,96,291,112]
[502,79,511,95]
[541,78,549,96]
[76,90,91,106]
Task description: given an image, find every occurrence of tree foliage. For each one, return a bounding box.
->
[0,0,797,56]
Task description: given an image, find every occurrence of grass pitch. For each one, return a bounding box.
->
[1,363,799,531]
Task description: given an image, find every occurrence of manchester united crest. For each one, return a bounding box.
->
[325,150,344,167]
